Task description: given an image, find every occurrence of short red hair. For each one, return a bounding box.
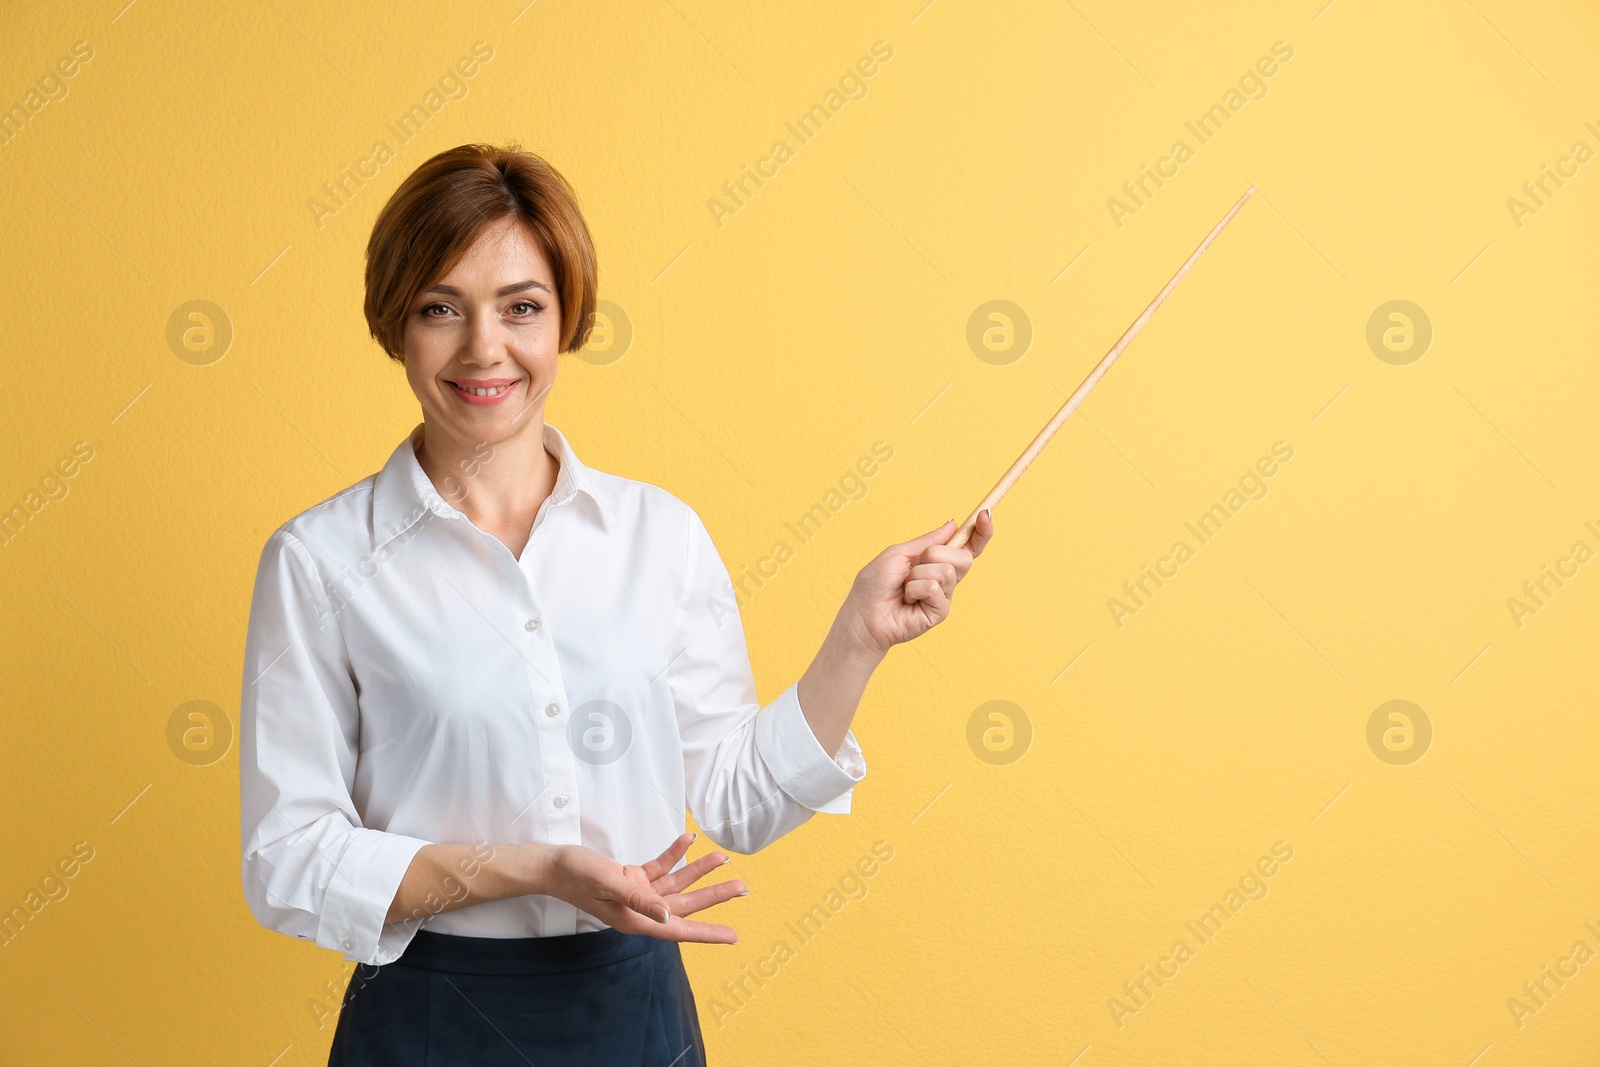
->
[364,142,598,362]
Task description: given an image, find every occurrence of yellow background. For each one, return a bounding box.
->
[2,0,1597,1063]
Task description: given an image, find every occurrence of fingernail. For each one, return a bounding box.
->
[689,832,698,843]
[655,905,670,923]
[720,854,731,865]
[732,939,740,945]
[738,889,750,896]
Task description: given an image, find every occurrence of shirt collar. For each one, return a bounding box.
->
[372,421,612,549]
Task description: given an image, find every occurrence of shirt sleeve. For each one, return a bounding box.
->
[667,508,867,854]
[239,528,432,966]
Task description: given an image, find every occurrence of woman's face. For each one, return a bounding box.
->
[401,216,561,448]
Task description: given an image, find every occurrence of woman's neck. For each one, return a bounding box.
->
[413,416,560,536]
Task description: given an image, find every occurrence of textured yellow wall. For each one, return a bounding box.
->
[2,1,1597,1063]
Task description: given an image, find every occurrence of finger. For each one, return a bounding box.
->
[914,545,973,570]
[605,901,737,944]
[909,561,959,594]
[612,876,673,924]
[640,832,697,881]
[654,850,731,896]
[660,916,739,945]
[889,518,957,560]
[665,877,749,917]
[905,577,950,614]
[967,508,995,558]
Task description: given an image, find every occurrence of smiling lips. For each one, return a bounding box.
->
[446,378,520,406]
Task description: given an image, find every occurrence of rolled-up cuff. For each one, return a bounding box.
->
[755,681,867,814]
[316,829,432,966]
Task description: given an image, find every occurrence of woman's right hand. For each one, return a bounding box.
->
[536,833,745,944]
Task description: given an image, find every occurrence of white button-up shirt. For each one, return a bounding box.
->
[239,421,867,966]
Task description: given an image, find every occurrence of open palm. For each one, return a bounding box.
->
[542,832,746,944]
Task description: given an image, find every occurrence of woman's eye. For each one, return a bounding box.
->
[418,301,542,319]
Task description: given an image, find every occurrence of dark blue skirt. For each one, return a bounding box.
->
[326,927,707,1066]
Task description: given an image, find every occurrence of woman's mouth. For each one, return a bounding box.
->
[446,379,520,406]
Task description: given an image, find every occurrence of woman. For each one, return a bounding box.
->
[239,142,994,1066]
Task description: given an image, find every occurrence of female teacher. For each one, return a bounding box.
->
[239,142,994,1066]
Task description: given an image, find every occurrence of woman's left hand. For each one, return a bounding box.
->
[842,510,995,655]
[627,832,747,932]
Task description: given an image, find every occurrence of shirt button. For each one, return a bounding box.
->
[545,701,560,717]
[553,794,569,809]
[525,617,541,632]
[341,936,354,951]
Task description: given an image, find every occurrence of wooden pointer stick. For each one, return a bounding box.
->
[947,186,1256,551]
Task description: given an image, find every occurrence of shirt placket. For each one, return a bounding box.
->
[513,498,583,935]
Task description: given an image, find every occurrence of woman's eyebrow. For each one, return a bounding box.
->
[426,280,551,296]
